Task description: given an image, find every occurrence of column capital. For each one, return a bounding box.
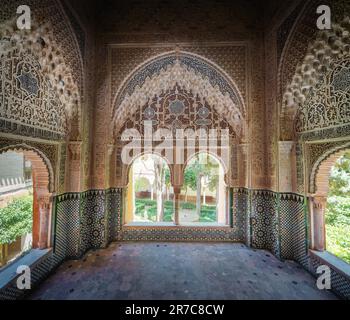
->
[107,144,115,156]
[278,141,295,153]
[37,194,52,210]
[312,195,327,210]
[238,143,249,155]
[68,141,82,161]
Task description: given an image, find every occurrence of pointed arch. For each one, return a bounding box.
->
[112,51,246,139]
[0,144,55,193]
[0,10,82,138]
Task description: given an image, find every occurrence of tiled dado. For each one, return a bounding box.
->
[53,188,308,263]
[54,189,122,259]
[2,188,349,300]
[310,252,350,300]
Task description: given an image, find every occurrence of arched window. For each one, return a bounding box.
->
[180,153,227,226]
[0,152,33,267]
[325,151,350,264]
[0,147,53,269]
[125,154,174,225]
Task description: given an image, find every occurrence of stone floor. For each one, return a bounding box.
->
[29,242,337,300]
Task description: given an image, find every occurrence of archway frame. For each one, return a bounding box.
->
[125,152,174,225]
[181,151,229,225]
[111,50,247,141]
[0,143,56,249]
[310,142,350,196]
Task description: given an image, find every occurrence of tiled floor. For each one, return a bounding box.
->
[29,242,337,300]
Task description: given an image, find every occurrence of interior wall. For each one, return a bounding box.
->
[1,0,350,301]
[276,0,350,299]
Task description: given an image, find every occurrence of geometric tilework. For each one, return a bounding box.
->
[105,189,121,243]
[232,188,249,243]
[2,188,349,300]
[55,193,81,258]
[0,252,61,301]
[53,188,308,260]
[310,255,350,300]
[121,226,237,242]
[54,189,123,259]
[251,190,280,258]
[279,193,308,268]
[81,190,107,249]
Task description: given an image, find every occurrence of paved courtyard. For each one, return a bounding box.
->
[29,242,337,300]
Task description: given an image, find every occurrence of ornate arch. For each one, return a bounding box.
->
[310,142,350,194]
[279,1,350,139]
[112,51,246,139]
[184,150,228,175]
[0,143,55,193]
[126,151,174,187]
[0,17,82,138]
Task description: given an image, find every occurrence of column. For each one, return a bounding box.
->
[278,141,296,193]
[238,143,248,187]
[310,196,327,251]
[67,141,82,192]
[173,187,181,225]
[37,193,52,249]
[125,166,134,224]
[217,168,226,224]
[172,164,183,225]
[107,144,116,188]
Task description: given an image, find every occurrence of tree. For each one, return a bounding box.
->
[0,196,33,244]
[164,168,171,201]
[153,157,167,222]
[184,154,220,218]
[329,152,350,197]
[134,177,151,193]
[325,151,350,264]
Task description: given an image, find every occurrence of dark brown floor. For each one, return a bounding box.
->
[29,242,337,300]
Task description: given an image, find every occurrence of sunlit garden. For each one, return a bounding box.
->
[0,194,33,267]
[132,153,225,224]
[325,151,350,264]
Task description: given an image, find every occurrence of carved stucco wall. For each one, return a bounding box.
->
[60,0,96,191]
[272,0,350,300]
[91,40,268,189]
[89,0,269,190]
[277,0,350,195]
[0,0,94,192]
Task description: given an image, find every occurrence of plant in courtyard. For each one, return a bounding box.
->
[0,195,33,244]
[325,152,350,264]
[184,154,220,219]
[134,177,150,193]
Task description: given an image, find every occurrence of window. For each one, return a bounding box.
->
[125,154,174,224]
[325,151,350,264]
[0,152,33,268]
[180,153,227,226]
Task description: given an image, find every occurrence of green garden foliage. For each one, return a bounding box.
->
[325,152,350,264]
[135,199,174,222]
[0,195,33,244]
[134,199,216,223]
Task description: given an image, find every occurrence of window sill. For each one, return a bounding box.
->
[124,222,231,228]
[0,248,52,289]
[309,250,350,281]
